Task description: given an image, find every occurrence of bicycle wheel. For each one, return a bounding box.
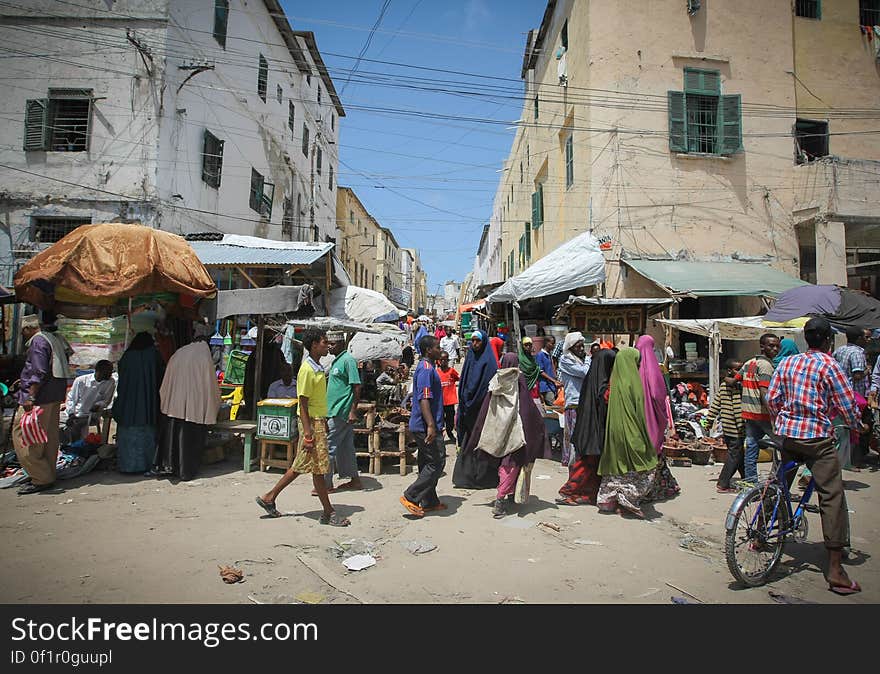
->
[725,484,787,587]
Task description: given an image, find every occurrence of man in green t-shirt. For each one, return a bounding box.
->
[255,329,350,527]
[323,332,362,492]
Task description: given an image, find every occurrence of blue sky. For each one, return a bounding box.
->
[283,0,543,296]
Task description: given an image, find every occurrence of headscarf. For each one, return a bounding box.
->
[571,348,616,457]
[562,331,584,354]
[127,331,155,351]
[456,329,499,440]
[518,346,541,390]
[599,346,658,477]
[114,332,162,427]
[774,337,799,367]
[635,334,669,453]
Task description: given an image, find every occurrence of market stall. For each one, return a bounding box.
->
[553,295,673,342]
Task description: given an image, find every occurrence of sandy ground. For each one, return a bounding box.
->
[1,442,877,604]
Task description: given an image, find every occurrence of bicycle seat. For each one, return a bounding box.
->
[757,437,781,451]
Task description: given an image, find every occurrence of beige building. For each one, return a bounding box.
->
[336,186,381,290]
[478,0,880,322]
[402,247,428,313]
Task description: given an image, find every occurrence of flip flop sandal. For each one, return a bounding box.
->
[555,496,580,505]
[319,512,351,527]
[828,580,861,596]
[423,502,448,512]
[255,496,281,518]
[399,496,425,517]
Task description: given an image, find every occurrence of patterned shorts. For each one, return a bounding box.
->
[291,418,330,475]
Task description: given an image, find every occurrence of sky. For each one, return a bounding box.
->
[282,0,543,295]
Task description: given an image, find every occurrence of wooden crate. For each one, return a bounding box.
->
[371,422,409,476]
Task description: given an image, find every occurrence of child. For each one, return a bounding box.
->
[704,359,746,493]
[436,351,460,443]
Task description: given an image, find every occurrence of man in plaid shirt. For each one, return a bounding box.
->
[833,327,871,468]
[767,317,862,595]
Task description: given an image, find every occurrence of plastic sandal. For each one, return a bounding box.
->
[828,580,861,596]
[254,496,281,518]
[319,512,351,527]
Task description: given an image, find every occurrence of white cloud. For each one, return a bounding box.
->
[463,0,492,33]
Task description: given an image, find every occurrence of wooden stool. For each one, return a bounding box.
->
[354,402,377,469]
[259,438,297,472]
[371,422,409,476]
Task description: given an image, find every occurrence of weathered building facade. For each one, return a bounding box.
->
[0,0,343,284]
[475,0,880,313]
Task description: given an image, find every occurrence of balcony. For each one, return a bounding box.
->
[793,157,880,224]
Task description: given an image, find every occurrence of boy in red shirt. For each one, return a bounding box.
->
[437,351,460,443]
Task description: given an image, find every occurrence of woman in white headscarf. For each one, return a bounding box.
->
[556,332,590,467]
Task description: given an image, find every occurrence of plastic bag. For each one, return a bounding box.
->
[19,407,47,447]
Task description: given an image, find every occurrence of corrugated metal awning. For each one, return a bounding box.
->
[622,259,808,298]
[188,236,334,267]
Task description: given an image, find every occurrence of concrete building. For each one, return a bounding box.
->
[475,0,880,318]
[402,247,428,313]
[377,227,408,309]
[336,186,381,291]
[0,0,344,284]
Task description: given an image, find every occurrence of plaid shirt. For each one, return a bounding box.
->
[767,350,860,440]
[552,341,564,361]
[832,343,868,397]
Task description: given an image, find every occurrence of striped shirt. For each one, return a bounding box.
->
[767,350,860,440]
[735,356,775,422]
[833,343,867,397]
[704,382,744,438]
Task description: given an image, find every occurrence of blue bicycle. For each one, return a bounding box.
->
[724,444,815,586]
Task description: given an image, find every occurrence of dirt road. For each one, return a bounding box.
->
[1,445,877,604]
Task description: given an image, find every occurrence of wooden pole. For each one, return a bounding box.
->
[254,315,265,409]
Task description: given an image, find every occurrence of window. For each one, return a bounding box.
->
[257,54,268,102]
[518,222,531,269]
[317,86,322,105]
[519,161,523,183]
[564,134,574,188]
[331,114,335,131]
[201,129,224,188]
[213,0,229,48]
[561,19,568,50]
[31,217,90,243]
[860,1,880,25]
[288,101,295,132]
[248,168,274,218]
[795,119,829,163]
[508,250,515,278]
[276,84,282,104]
[328,165,334,191]
[306,72,311,86]
[316,146,322,175]
[667,68,741,155]
[301,123,310,156]
[282,198,294,240]
[531,183,544,229]
[296,194,302,234]
[23,89,93,152]
[796,0,821,18]
[526,143,529,167]
[313,224,319,243]
[533,95,539,121]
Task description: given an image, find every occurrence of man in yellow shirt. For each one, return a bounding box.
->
[255,330,350,526]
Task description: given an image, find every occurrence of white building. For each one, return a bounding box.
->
[0,0,344,284]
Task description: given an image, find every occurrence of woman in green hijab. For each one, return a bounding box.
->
[597,346,658,518]
[519,337,559,400]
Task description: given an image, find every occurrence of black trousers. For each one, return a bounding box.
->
[404,432,446,508]
[717,435,745,488]
[443,405,456,439]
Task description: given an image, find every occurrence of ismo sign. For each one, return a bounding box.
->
[570,307,645,335]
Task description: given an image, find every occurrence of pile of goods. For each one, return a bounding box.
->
[663,434,726,467]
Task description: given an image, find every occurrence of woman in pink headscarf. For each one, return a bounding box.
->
[635,334,680,501]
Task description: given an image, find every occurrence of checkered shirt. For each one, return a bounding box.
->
[833,343,868,397]
[767,350,860,440]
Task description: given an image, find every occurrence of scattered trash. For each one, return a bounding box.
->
[768,590,818,605]
[538,521,561,532]
[671,596,696,604]
[247,594,264,604]
[635,588,661,598]
[498,596,526,604]
[60,499,73,504]
[342,554,376,572]
[572,539,603,546]
[218,565,244,584]
[665,581,702,603]
[679,534,712,552]
[400,539,437,555]
[295,591,325,604]
[334,539,377,557]
[535,475,551,480]
[527,558,537,563]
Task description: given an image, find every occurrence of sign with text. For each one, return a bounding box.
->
[571,307,645,335]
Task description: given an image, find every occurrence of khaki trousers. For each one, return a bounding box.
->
[12,402,61,486]
[781,436,849,549]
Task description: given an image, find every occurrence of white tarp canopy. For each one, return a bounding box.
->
[348,331,407,361]
[328,285,399,324]
[654,316,804,396]
[487,232,606,303]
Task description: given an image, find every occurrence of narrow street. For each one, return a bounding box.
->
[2,447,876,604]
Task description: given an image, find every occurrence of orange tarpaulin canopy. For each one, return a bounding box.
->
[14,223,216,310]
[459,300,486,313]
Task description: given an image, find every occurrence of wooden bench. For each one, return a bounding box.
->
[259,438,297,472]
[208,420,259,473]
[354,402,377,469]
[371,421,409,476]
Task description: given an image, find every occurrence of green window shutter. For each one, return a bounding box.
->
[719,94,742,155]
[668,91,687,152]
[524,222,531,261]
[537,182,544,228]
[531,191,539,228]
[23,99,49,151]
[684,67,720,95]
